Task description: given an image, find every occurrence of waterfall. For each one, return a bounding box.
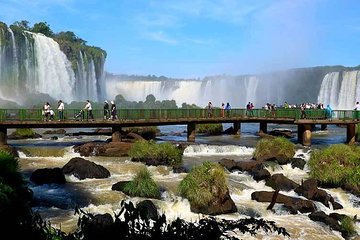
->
[31,32,76,102]
[244,76,259,106]
[0,24,106,105]
[338,71,358,109]
[317,72,341,108]
[8,28,19,95]
[317,71,360,110]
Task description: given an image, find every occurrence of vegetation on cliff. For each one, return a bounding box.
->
[308,144,360,187]
[129,140,183,167]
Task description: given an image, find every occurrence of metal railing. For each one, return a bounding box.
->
[0,108,358,122]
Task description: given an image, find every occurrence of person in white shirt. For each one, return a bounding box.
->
[354,101,360,120]
[57,100,65,121]
[84,100,94,120]
[43,102,51,121]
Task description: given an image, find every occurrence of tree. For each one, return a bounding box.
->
[31,22,54,37]
[55,31,86,45]
[13,20,30,30]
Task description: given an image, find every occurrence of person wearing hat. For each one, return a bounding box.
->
[104,100,110,120]
[111,100,117,120]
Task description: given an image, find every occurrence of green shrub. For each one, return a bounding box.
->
[178,162,227,208]
[340,216,356,238]
[123,167,160,199]
[196,124,223,135]
[129,140,182,167]
[253,137,295,160]
[0,150,18,174]
[308,144,360,187]
[13,128,36,138]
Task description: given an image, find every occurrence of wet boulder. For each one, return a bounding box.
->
[30,168,66,185]
[137,200,159,220]
[291,158,306,170]
[251,191,316,214]
[74,142,133,157]
[295,179,343,209]
[111,181,130,192]
[62,157,110,180]
[265,174,300,191]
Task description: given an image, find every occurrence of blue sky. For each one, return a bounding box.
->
[1,0,360,78]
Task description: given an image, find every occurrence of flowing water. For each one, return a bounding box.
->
[12,124,360,239]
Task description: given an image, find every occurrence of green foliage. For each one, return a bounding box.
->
[0,150,18,174]
[115,94,178,109]
[13,128,36,138]
[197,124,223,135]
[178,162,227,208]
[308,144,360,187]
[129,140,182,167]
[55,31,86,45]
[13,20,30,30]
[253,137,295,160]
[31,22,54,37]
[123,167,161,199]
[340,216,356,238]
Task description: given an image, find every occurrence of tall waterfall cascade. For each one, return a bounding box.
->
[0,26,106,104]
[317,70,360,109]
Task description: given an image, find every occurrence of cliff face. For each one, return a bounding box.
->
[0,22,106,104]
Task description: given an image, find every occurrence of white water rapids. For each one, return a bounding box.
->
[15,136,360,239]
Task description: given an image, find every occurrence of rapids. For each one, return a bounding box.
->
[13,124,360,239]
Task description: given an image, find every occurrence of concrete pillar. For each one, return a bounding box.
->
[259,122,267,134]
[187,123,196,142]
[0,126,7,145]
[233,121,241,135]
[347,124,356,144]
[320,124,327,131]
[112,126,122,142]
[298,124,312,146]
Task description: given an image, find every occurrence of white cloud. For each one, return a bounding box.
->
[145,30,178,45]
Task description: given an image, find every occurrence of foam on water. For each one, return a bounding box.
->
[183,144,254,156]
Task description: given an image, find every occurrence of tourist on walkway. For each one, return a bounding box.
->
[84,100,94,120]
[325,104,333,119]
[207,101,213,117]
[57,100,64,121]
[225,102,231,117]
[104,100,110,120]
[43,102,51,121]
[111,100,117,120]
[354,101,360,120]
[221,103,225,118]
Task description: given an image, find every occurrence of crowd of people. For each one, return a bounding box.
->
[42,99,118,121]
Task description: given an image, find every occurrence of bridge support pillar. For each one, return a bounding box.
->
[347,124,356,144]
[233,121,241,135]
[112,126,122,142]
[321,124,327,131]
[259,122,267,134]
[187,123,196,142]
[298,124,312,146]
[0,126,7,145]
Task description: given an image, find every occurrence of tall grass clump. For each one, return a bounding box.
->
[253,137,295,161]
[123,167,161,199]
[308,144,360,187]
[196,124,223,135]
[13,128,36,138]
[129,140,182,167]
[178,161,227,209]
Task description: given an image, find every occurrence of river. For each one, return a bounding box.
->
[11,123,360,239]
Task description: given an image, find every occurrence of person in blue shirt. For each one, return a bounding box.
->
[225,102,231,117]
[325,104,333,119]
